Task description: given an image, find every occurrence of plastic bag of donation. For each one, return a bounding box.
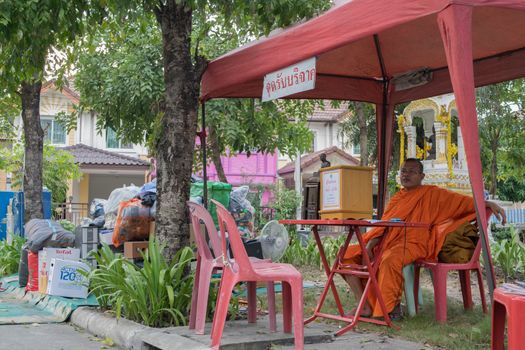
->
[104,185,140,229]
[112,198,152,247]
[104,185,140,215]
[229,186,255,238]
[25,219,75,253]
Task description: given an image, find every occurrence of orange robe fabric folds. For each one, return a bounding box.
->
[343,185,477,317]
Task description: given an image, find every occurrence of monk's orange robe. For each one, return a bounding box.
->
[342,185,477,317]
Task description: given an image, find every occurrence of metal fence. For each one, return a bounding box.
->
[489,208,525,225]
[52,202,89,226]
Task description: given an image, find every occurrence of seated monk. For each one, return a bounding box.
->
[342,158,506,318]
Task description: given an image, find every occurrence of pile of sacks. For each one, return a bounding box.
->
[19,219,89,298]
[79,180,157,248]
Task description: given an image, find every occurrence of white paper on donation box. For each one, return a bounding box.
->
[47,258,89,298]
[322,170,341,210]
[38,248,81,294]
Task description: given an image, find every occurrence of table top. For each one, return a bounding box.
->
[279,219,430,229]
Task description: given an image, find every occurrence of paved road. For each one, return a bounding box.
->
[0,323,122,350]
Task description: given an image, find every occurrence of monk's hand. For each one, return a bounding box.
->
[365,237,380,260]
[486,201,507,225]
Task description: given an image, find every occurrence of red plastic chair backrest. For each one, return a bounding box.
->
[212,199,254,275]
[187,201,223,261]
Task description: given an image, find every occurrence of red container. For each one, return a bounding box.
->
[492,288,525,350]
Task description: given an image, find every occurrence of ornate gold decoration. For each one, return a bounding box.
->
[416,145,425,160]
[448,99,457,115]
[402,99,440,126]
[436,105,456,178]
[397,114,405,167]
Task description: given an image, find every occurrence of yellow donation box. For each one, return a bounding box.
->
[319,165,373,219]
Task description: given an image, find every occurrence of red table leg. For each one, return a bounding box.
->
[335,227,396,335]
[304,225,346,324]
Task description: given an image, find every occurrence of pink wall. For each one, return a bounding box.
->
[205,151,278,204]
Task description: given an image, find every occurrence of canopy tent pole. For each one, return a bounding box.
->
[373,34,392,219]
[438,4,496,297]
[199,102,208,208]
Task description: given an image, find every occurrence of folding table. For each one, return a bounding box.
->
[280,219,429,336]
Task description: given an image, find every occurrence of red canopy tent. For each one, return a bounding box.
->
[200,0,525,295]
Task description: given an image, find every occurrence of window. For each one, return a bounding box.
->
[106,127,133,149]
[353,142,361,155]
[310,131,317,152]
[40,117,66,145]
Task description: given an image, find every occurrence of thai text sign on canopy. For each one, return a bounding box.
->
[262,57,316,102]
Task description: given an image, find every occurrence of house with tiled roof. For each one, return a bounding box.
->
[277,101,360,169]
[60,144,149,203]
[278,146,360,189]
[2,83,150,209]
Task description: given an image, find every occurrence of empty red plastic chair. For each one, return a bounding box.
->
[187,201,276,335]
[491,287,525,350]
[211,200,304,350]
[414,209,491,323]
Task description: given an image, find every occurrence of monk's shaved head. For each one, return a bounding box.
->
[404,158,424,173]
[400,158,425,190]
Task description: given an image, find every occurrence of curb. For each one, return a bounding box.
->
[70,307,211,350]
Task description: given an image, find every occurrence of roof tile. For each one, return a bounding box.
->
[278,146,359,175]
[61,143,150,167]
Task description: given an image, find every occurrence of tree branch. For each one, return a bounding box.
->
[194,54,208,82]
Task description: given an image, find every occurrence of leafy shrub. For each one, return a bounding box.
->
[0,235,26,276]
[491,225,513,242]
[86,238,194,327]
[281,235,319,267]
[270,188,302,221]
[0,144,81,204]
[491,225,525,282]
[281,232,346,269]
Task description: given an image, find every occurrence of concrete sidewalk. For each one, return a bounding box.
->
[71,307,432,350]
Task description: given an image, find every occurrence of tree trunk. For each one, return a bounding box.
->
[154,2,202,261]
[355,102,368,166]
[20,81,44,222]
[208,125,227,183]
[490,141,498,196]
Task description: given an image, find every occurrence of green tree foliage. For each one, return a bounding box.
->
[337,101,377,166]
[0,143,82,204]
[0,1,103,220]
[206,99,316,157]
[72,17,164,146]
[497,176,525,202]
[71,0,330,260]
[71,13,318,167]
[476,79,525,198]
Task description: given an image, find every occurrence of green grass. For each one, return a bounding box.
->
[258,276,491,350]
[304,286,491,350]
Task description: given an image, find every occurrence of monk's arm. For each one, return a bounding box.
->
[437,188,506,225]
[365,237,381,258]
[486,201,507,225]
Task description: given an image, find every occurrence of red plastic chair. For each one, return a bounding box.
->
[211,200,304,350]
[187,201,276,335]
[491,288,525,350]
[414,209,491,323]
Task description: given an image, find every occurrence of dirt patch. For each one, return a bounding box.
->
[298,264,494,305]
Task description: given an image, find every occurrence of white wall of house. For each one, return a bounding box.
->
[278,120,360,167]
[13,88,148,158]
[76,111,148,157]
